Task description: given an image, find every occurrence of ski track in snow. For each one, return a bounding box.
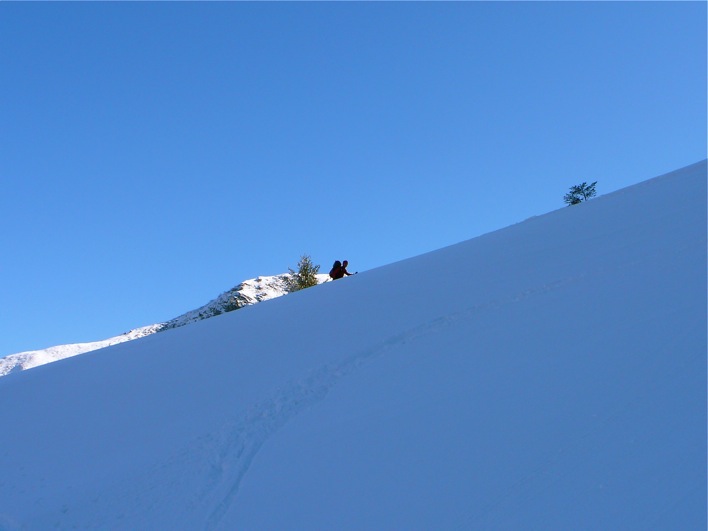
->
[43,272,587,529]
[199,274,582,530]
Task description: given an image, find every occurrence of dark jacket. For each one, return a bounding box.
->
[330,261,353,280]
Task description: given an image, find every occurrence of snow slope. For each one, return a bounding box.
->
[0,161,705,530]
[0,274,329,376]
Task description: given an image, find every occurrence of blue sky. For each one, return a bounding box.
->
[1,2,705,357]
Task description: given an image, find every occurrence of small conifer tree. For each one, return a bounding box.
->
[564,181,597,206]
[285,254,320,292]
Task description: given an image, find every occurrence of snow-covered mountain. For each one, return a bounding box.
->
[0,274,329,376]
[0,161,705,530]
[0,325,162,376]
[157,273,331,332]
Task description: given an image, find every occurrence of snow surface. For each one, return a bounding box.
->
[0,274,330,376]
[0,161,705,530]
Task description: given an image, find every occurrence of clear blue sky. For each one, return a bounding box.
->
[1,2,705,357]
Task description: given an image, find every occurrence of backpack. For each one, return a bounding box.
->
[329,260,342,279]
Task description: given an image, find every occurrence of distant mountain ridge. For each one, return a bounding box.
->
[0,273,330,376]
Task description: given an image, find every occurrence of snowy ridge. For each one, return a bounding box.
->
[0,274,330,376]
[0,161,705,529]
[158,274,330,331]
[0,325,162,377]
